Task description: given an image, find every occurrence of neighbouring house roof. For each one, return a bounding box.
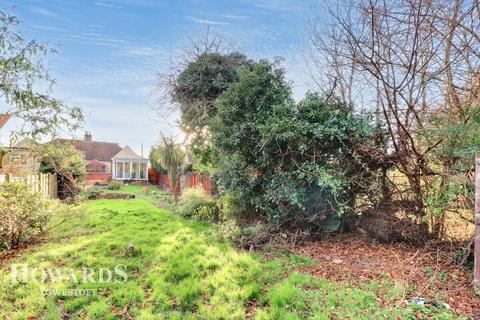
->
[52,138,122,161]
[0,115,10,130]
[112,145,147,160]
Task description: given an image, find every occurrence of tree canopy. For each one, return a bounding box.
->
[172,52,252,135]
[0,11,83,137]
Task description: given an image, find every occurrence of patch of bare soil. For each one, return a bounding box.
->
[0,238,45,267]
[294,235,479,318]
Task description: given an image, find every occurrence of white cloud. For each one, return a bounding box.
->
[186,16,229,26]
[31,24,65,32]
[124,46,158,57]
[93,1,123,9]
[29,7,58,17]
[253,0,307,12]
[219,14,249,20]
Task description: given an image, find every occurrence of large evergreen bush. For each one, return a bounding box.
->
[211,60,384,231]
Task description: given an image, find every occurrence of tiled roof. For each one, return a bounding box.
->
[0,115,11,129]
[52,138,122,161]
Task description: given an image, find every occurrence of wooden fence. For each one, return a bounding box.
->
[148,168,212,195]
[0,173,58,199]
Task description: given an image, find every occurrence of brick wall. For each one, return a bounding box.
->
[85,172,111,185]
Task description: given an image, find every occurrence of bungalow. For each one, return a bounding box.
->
[54,132,148,184]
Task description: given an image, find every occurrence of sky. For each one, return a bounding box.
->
[1,0,323,155]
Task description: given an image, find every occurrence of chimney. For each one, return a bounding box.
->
[84,131,92,142]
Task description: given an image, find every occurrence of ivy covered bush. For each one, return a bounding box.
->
[211,60,384,232]
[0,183,56,249]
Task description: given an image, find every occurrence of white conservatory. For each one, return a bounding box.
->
[112,146,148,181]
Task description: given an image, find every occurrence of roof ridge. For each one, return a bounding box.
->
[51,138,123,161]
[52,138,121,145]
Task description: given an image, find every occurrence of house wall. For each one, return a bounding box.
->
[0,149,39,176]
[85,160,112,185]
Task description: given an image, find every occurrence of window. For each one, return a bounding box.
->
[140,163,147,179]
[116,162,124,178]
[9,153,28,166]
[20,154,28,166]
[132,162,138,179]
[115,161,147,180]
[124,162,131,179]
[9,154,20,163]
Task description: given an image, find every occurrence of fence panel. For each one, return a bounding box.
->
[0,173,58,199]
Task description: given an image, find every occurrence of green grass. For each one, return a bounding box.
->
[0,185,461,319]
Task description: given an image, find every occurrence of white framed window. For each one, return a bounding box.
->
[114,160,148,180]
[116,162,124,178]
[140,162,147,179]
[9,153,28,166]
[124,162,131,179]
[132,162,138,179]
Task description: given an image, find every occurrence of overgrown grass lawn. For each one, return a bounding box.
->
[0,186,459,319]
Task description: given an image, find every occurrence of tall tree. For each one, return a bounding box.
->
[155,29,250,173]
[0,11,83,137]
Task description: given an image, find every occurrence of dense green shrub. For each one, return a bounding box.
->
[177,187,220,220]
[420,108,480,236]
[215,220,242,243]
[0,183,55,249]
[211,60,384,231]
[107,180,123,190]
[215,221,274,249]
[217,192,247,220]
[195,201,221,221]
[177,187,209,216]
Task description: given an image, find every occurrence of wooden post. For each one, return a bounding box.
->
[475,155,480,292]
[53,173,58,199]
